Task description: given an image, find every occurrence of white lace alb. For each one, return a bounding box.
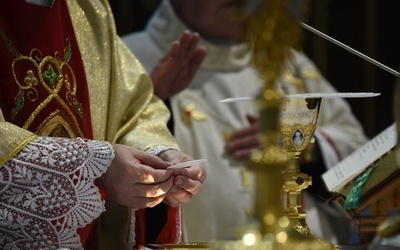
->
[0,137,114,250]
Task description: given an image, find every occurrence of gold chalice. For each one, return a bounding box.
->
[277,95,338,249]
[214,92,334,249]
[278,96,321,236]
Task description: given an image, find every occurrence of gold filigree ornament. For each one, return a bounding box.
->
[0,28,85,136]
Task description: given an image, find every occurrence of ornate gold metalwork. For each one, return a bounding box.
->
[214,0,338,249]
[278,97,338,249]
[278,123,316,153]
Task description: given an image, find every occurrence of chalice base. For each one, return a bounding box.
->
[287,218,340,250]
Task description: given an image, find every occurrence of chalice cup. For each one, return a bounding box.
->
[278,96,325,239]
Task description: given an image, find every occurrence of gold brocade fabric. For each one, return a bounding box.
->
[0,111,37,166]
[66,1,178,249]
[67,0,178,150]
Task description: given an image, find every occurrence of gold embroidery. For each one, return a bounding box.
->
[37,110,81,138]
[24,70,39,87]
[0,28,86,133]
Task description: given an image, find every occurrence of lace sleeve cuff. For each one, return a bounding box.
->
[0,137,114,249]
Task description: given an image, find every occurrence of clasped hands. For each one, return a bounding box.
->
[98,144,206,209]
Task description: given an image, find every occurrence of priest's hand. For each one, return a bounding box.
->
[150,30,207,100]
[98,144,175,209]
[225,114,262,161]
[158,149,207,207]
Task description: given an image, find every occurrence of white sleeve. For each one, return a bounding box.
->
[314,129,341,169]
[0,136,114,249]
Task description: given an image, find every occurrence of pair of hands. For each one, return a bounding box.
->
[99,31,208,209]
[98,144,206,209]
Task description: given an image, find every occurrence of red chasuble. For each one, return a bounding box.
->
[0,0,98,246]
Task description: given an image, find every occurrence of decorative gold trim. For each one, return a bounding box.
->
[279,123,316,152]
[0,134,37,167]
[36,109,81,138]
[10,51,84,136]
[282,171,312,191]
[0,28,85,133]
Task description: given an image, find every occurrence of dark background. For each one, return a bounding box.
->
[109,0,400,138]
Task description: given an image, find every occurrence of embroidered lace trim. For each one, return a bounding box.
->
[0,137,114,250]
[127,209,137,250]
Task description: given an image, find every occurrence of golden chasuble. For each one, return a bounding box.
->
[0,0,93,140]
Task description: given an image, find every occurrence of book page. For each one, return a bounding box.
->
[322,123,397,192]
